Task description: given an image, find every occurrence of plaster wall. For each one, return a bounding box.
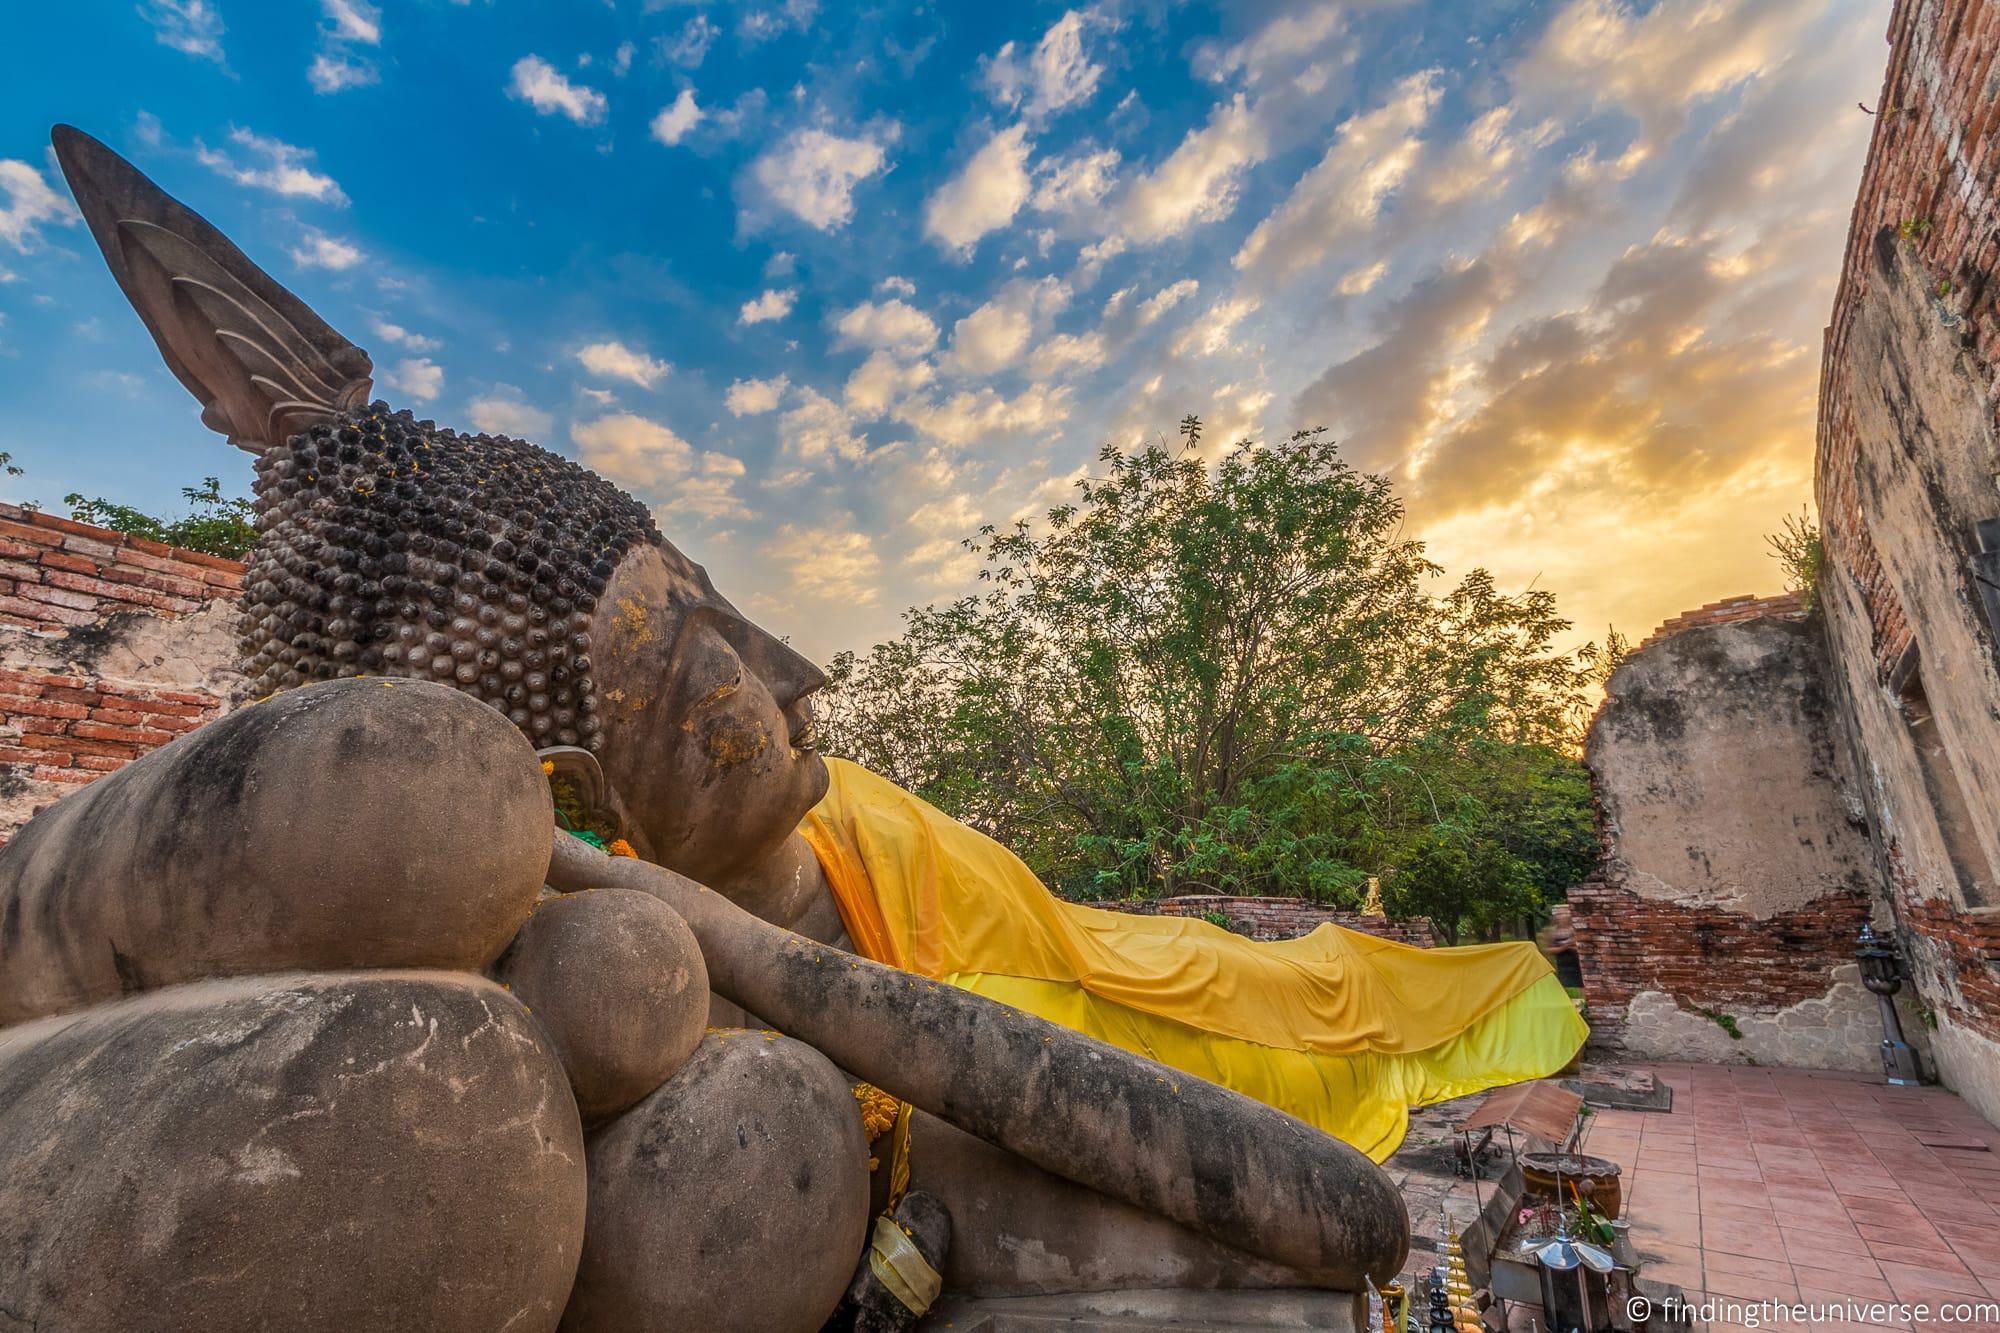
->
[1587,616,1877,921]
[1810,0,2000,1125]
[1817,238,2000,1122]
[1577,614,1884,1065]
[1613,968,1932,1075]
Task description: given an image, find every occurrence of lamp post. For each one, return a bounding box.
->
[1855,923,1924,1087]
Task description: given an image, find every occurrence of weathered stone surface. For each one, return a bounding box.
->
[1818,212,2000,1126]
[563,1029,872,1333]
[0,971,586,1332]
[1587,615,1876,921]
[1577,614,1886,1065]
[495,886,709,1123]
[0,677,553,1024]
[551,837,1411,1293]
[1615,973,1930,1074]
[917,1287,1366,1330]
[906,1111,1316,1297]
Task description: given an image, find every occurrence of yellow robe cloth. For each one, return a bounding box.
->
[799,757,1588,1162]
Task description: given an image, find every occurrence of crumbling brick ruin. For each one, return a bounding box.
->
[1814,0,2000,1120]
[1579,0,2000,1126]
[1575,602,1924,1073]
[0,503,245,842]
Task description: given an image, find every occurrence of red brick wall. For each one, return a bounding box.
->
[1814,0,2000,1063]
[1638,593,1803,649]
[1570,881,1875,1040]
[1092,894,1437,946]
[0,504,244,838]
[1816,0,2000,684]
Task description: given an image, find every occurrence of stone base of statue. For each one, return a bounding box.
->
[919,1287,1367,1331]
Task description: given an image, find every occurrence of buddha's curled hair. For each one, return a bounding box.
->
[241,403,661,751]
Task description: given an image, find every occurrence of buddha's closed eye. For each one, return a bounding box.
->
[693,674,744,710]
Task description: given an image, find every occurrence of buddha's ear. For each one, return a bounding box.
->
[50,124,373,456]
[537,744,631,842]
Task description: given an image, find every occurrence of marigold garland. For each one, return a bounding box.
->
[851,1081,899,1143]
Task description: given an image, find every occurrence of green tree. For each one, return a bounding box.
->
[65,477,258,560]
[821,425,1601,919]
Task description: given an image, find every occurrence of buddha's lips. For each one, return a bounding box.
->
[789,713,818,753]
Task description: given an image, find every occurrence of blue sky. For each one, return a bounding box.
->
[1,0,1882,661]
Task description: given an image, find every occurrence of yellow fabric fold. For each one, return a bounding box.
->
[799,757,1588,1161]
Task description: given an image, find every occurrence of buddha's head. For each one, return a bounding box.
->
[52,125,828,884]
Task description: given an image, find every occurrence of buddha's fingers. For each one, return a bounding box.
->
[546,836,1410,1290]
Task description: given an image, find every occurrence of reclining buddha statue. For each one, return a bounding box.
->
[0,126,1586,1332]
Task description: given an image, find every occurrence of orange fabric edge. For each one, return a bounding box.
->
[800,815,903,970]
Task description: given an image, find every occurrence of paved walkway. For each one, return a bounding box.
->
[1579,1063,2000,1331]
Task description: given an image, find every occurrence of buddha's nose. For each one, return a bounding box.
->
[744,623,825,711]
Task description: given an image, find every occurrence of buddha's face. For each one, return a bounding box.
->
[589,542,828,885]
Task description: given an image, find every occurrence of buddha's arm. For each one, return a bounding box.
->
[548,834,1409,1291]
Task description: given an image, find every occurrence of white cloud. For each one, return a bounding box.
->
[948,277,1069,375]
[321,0,380,44]
[891,382,1072,448]
[771,522,882,605]
[466,388,552,439]
[1198,3,1344,87]
[1028,330,1106,378]
[289,229,364,271]
[0,160,79,253]
[1171,296,1256,359]
[1031,146,1121,219]
[1338,260,1388,296]
[781,387,870,463]
[983,10,1103,120]
[307,0,380,93]
[663,14,719,68]
[1115,95,1267,244]
[308,53,378,93]
[904,491,984,586]
[1520,0,1823,152]
[746,127,889,232]
[573,412,747,519]
[844,351,934,416]
[651,89,703,146]
[508,55,608,126]
[738,288,797,325]
[196,128,347,204]
[740,0,819,44]
[1233,71,1440,283]
[1135,279,1198,326]
[370,318,439,353]
[1419,106,1522,207]
[1073,234,1126,285]
[924,125,1033,256]
[726,375,789,416]
[577,340,670,389]
[140,0,225,62]
[834,299,939,357]
[876,275,916,297]
[387,357,443,403]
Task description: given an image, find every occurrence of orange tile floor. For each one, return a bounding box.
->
[1575,1063,2000,1332]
